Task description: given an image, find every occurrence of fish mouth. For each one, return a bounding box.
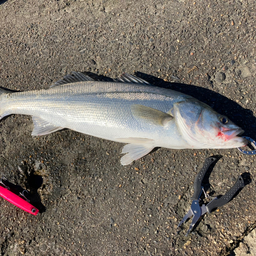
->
[221,127,243,137]
[221,127,247,145]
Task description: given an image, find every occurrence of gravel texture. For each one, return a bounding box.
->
[0,0,256,255]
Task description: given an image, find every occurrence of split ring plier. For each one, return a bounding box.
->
[178,156,245,235]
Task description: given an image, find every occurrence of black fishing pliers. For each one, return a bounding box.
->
[178,156,245,235]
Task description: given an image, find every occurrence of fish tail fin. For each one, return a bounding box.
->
[0,87,14,119]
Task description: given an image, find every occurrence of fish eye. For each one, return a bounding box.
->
[220,116,228,124]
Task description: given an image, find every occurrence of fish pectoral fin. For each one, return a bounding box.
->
[131,104,173,126]
[51,72,95,88]
[120,143,154,165]
[32,116,63,136]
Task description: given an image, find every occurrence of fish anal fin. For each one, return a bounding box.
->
[51,72,95,88]
[131,104,173,126]
[120,143,154,165]
[32,116,63,136]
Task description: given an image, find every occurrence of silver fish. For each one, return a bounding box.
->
[0,72,246,165]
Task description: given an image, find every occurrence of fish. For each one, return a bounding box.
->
[0,72,247,165]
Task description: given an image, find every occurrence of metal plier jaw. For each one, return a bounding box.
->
[178,156,245,236]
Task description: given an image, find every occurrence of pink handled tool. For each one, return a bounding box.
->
[0,182,39,215]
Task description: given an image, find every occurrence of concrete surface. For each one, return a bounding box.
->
[0,0,256,255]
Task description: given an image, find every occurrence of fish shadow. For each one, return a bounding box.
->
[84,71,255,138]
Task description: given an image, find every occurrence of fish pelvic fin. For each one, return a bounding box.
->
[32,116,63,136]
[120,143,154,165]
[131,104,173,126]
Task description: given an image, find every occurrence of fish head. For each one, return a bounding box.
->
[173,100,247,148]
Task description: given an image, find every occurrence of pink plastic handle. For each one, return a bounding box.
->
[0,186,39,215]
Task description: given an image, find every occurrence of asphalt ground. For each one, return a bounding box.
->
[0,0,256,255]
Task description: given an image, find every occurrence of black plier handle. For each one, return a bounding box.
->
[192,156,216,200]
[203,175,244,214]
[178,156,245,235]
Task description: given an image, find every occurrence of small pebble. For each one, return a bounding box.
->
[215,72,226,83]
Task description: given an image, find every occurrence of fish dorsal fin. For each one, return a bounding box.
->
[120,143,154,165]
[115,74,151,85]
[131,104,173,126]
[51,72,95,88]
[32,116,63,136]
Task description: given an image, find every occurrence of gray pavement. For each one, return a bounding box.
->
[0,0,256,255]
